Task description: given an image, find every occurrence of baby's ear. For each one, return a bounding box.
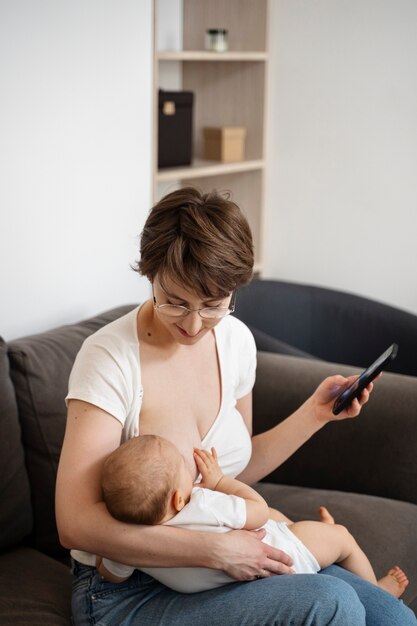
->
[172,490,185,512]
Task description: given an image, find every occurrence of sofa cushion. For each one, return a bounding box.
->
[254,352,417,507]
[0,547,71,625]
[236,279,417,377]
[256,482,417,614]
[0,338,32,550]
[7,305,137,557]
[248,325,315,359]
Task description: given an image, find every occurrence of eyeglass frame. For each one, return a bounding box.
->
[152,285,236,319]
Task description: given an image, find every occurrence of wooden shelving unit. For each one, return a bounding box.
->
[157,51,268,62]
[153,0,270,272]
[156,158,265,182]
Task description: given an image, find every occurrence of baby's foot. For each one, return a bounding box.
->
[319,506,335,524]
[378,566,409,598]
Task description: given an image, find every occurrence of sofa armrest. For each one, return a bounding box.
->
[253,352,417,505]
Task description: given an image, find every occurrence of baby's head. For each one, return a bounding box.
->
[102,434,193,525]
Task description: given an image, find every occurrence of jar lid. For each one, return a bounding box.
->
[206,28,228,35]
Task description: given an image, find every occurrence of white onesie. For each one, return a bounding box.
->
[102,487,320,593]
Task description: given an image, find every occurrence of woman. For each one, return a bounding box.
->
[56,187,416,626]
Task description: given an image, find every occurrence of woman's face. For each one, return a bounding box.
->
[152,276,233,346]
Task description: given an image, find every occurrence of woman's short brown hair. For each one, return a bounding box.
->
[135,187,254,298]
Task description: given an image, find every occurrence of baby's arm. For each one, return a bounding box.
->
[194,448,269,530]
[268,507,293,524]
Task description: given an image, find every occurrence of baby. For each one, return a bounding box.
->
[97,434,409,596]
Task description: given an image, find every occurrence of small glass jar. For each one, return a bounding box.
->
[205,29,228,52]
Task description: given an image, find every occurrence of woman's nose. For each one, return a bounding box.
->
[181,310,203,336]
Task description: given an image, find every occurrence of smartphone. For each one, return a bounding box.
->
[332,343,398,415]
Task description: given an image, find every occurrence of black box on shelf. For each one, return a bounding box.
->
[158,90,194,168]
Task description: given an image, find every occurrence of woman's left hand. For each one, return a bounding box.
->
[311,374,377,424]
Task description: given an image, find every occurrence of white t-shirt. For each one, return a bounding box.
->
[102,487,320,593]
[65,306,257,567]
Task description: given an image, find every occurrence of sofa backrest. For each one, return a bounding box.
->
[0,338,33,550]
[6,305,137,557]
[235,279,417,377]
[254,351,417,506]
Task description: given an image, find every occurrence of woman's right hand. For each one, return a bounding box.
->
[215,527,295,580]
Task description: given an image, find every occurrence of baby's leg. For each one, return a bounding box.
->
[290,521,377,583]
[378,566,409,597]
[268,504,334,525]
[289,521,408,598]
[319,506,335,524]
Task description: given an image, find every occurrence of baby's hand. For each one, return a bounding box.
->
[194,447,224,490]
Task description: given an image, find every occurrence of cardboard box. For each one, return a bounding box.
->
[158,90,194,168]
[203,127,246,162]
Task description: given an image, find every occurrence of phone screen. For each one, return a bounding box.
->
[332,343,398,415]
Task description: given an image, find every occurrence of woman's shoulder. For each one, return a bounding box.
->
[216,315,256,350]
[82,305,140,354]
[66,306,142,421]
[71,305,141,380]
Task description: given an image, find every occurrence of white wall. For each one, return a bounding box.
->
[264,0,417,314]
[2,1,416,342]
[0,0,153,340]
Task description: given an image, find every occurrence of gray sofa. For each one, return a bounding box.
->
[1,304,416,624]
[235,279,417,377]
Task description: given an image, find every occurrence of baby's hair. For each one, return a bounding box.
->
[102,435,179,525]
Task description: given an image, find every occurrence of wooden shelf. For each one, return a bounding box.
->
[153,0,270,272]
[157,51,268,62]
[157,159,265,182]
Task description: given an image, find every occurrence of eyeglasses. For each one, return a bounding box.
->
[153,288,236,320]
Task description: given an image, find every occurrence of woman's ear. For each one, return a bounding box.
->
[172,490,185,512]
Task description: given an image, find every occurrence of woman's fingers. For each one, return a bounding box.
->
[265,547,294,573]
[221,529,296,581]
[250,530,295,575]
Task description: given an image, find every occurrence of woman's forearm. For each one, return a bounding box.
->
[237,396,324,484]
[56,402,225,570]
[60,500,223,569]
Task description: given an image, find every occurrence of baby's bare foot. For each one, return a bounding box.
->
[378,566,409,598]
[319,506,335,524]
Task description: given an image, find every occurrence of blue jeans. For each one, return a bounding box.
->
[71,560,417,626]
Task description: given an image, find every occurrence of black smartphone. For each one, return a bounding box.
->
[332,343,398,415]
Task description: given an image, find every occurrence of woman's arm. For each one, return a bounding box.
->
[56,400,226,568]
[56,400,293,577]
[236,376,374,485]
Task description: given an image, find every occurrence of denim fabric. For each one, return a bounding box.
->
[71,560,416,626]
[321,565,417,626]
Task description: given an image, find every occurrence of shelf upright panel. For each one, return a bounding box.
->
[153,0,270,274]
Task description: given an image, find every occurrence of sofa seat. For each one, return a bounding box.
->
[256,483,417,612]
[0,483,415,622]
[1,303,415,622]
[0,547,71,625]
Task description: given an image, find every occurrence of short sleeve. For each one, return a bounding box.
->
[200,489,247,529]
[65,335,133,425]
[235,323,257,399]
